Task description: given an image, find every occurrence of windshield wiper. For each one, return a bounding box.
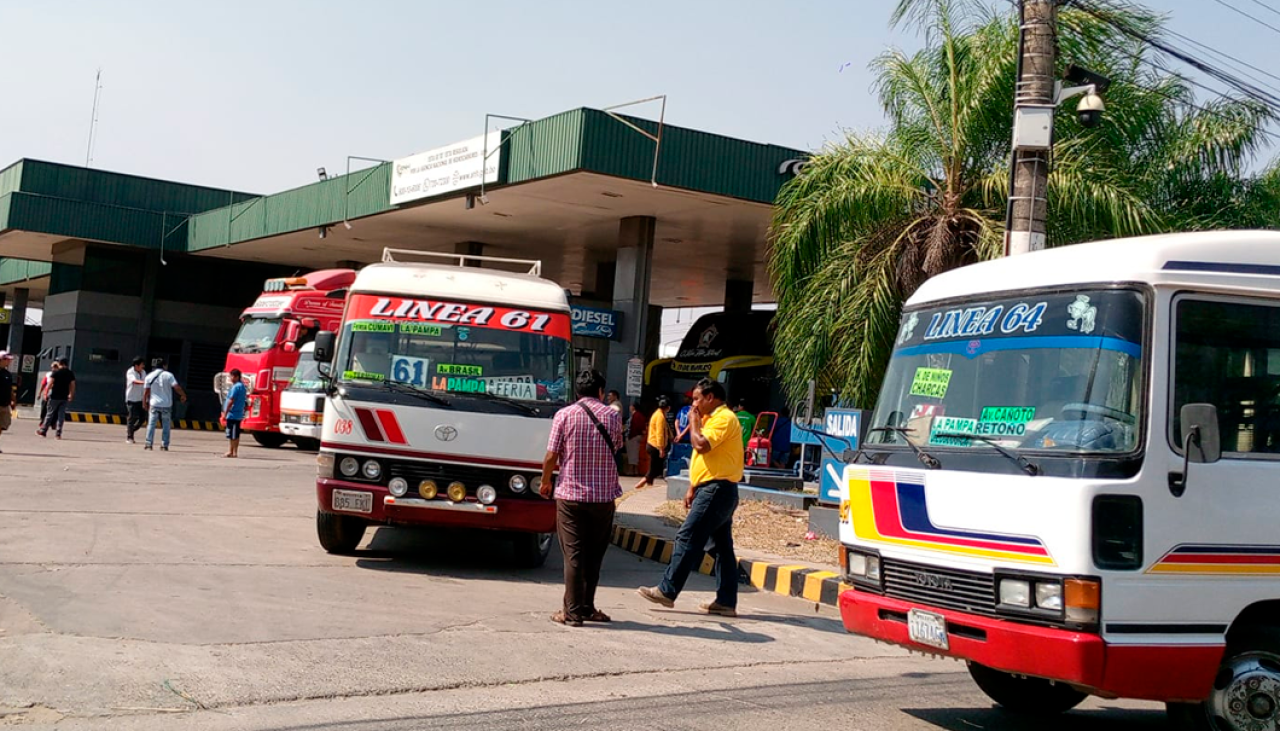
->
[932,432,1041,476]
[868,426,942,469]
[458,390,540,416]
[384,380,452,408]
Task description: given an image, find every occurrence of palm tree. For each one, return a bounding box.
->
[768,0,1275,410]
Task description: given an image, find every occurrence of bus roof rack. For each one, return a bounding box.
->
[381,248,542,277]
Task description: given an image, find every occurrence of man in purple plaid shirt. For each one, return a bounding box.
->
[540,369,624,627]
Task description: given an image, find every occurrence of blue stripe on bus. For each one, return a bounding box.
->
[896,335,1141,359]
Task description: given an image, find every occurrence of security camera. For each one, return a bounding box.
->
[1077,91,1105,128]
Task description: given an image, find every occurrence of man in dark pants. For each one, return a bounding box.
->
[638,377,744,616]
[125,357,147,444]
[37,358,75,440]
[540,369,624,627]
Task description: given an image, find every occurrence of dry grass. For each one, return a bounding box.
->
[654,499,840,567]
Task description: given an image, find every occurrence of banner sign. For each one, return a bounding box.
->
[390,132,501,206]
[346,294,571,340]
[819,408,862,505]
[571,305,621,340]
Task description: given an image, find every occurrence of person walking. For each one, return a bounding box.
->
[633,397,671,490]
[37,361,58,424]
[637,377,743,617]
[0,351,13,453]
[221,369,247,458]
[37,358,75,440]
[125,357,147,444]
[143,358,187,452]
[734,400,756,449]
[626,402,646,475]
[540,369,624,628]
[606,390,624,416]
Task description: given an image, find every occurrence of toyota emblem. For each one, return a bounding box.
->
[434,425,458,442]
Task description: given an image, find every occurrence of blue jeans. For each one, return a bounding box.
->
[660,480,739,608]
[146,407,172,447]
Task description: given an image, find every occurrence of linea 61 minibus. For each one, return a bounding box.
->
[836,231,1280,730]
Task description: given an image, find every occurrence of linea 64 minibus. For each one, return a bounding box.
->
[836,231,1280,730]
[312,249,571,568]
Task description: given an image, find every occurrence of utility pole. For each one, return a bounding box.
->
[1006,0,1058,256]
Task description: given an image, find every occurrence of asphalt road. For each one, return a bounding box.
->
[0,422,1164,729]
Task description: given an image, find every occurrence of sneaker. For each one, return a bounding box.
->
[160,446,169,452]
[126,438,135,444]
[699,601,737,617]
[36,429,46,438]
[143,445,153,451]
[636,586,675,608]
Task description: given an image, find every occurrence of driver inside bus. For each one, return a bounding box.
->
[351,333,392,377]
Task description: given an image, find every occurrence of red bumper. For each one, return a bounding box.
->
[838,588,1223,703]
[316,479,556,533]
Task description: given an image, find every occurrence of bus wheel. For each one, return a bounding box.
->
[252,431,289,448]
[1168,627,1280,731]
[316,510,366,554]
[967,662,1087,715]
[511,531,553,569]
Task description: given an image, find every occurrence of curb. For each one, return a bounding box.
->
[610,523,851,607]
[64,412,221,431]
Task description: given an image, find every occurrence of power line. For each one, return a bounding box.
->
[1211,0,1280,37]
[1244,0,1280,19]
[1161,27,1280,96]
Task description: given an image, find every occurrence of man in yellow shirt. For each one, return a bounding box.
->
[632,397,671,490]
[637,378,743,616]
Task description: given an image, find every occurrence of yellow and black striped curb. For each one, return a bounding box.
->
[610,524,852,607]
[64,413,221,431]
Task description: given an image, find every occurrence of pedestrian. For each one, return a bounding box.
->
[37,361,58,424]
[125,357,147,444]
[0,351,13,453]
[626,401,646,474]
[143,358,187,452]
[674,393,693,443]
[37,358,75,440]
[734,399,756,449]
[606,389,624,415]
[633,396,671,490]
[221,369,247,458]
[771,406,793,469]
[540,369,624,627]
[638,377,743,617]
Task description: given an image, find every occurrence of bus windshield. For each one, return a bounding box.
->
[231,317,282,354]
[869,289,1146,455]
[288,350,324,392]
[335,313,571,405]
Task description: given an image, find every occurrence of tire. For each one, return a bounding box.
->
[293,437,321,451]
[252,431,289,448]
[1168,627,1280,731]
[511,531,553,569]
[316,510,366,554]
[968,662,1088,715]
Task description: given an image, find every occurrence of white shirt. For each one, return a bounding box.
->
[145,370,179,408]
[125,367,146,402]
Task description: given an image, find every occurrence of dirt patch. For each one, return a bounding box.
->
[655,499,840,567]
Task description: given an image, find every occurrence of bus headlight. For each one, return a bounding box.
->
[509,475,528,493]
[531,476,543,493]
[418,480,438,500]
[317,453,334,479]
[339,457,359,478]
[998,579,1032,608]
[447,482,466,503]
[362,460,382,480]
[477,485,498,505]
[388,477,409,497]
[1035,582,1063,611]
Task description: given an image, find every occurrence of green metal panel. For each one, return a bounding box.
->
[0,258,50,285]
[503,109,587,184]
[0,161,23,202]
[17,159,254,216]
[187,163,393,251]
[4,192,182,250]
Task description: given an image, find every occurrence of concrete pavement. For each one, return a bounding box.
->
[0,421,1162,729]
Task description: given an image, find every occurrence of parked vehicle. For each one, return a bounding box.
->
[312,249,572,567]
[835,231,1280,730]
[216,270,353,448]
[279,342,324,450]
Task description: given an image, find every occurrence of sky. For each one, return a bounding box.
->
[4,1,1277,196]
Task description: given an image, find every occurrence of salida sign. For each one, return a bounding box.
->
[347,295,572,339]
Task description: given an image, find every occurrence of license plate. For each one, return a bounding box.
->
[332,489,372,514]
[907,608,949,651]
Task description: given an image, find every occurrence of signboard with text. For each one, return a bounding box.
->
[819,408,862,505]
[570,305,621,340]
[390,132,501,206]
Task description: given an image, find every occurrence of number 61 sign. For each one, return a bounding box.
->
[391,356,431,387]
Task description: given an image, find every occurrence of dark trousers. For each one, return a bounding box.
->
[126,401,146,439]
[40,399,69,437]
[556,499,617,621]
[660,480,739,608]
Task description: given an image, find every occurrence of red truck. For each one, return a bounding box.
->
[217,270,354,447]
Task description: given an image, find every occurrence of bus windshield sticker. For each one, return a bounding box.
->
[483,375,537,401]
[401,323,443,337]
[909,367,952,399]
[976,406,1035,437]
[343,370,385,382]
[390,356,431,387]
[437,364,483,376]
[431,376,487,393]
[350,321,394,332]
[929,416,977,446]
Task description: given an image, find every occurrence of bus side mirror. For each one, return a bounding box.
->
[314,331,336,364]
[1172,403,1221,497]
[284,320,301,344]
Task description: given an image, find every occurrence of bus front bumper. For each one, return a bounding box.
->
[838,588,1223,703]
[317,478,556,533]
